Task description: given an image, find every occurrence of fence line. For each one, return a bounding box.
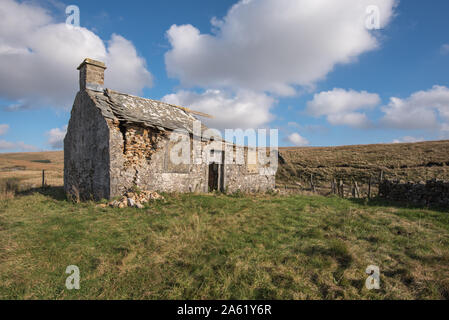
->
[280,170,388,199]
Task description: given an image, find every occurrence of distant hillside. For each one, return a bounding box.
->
[0,151,63,188]
[277,140,449,189]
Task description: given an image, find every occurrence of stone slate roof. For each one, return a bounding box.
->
[88,88,209,134]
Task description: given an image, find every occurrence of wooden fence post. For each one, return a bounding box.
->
[354,180,360,198]
[368,176,372,199]
[42,170,45,189]
[339,180,344,198]
[310,174,316,193]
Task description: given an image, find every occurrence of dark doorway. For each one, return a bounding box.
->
[208,150,225,192]
[208,163,219,191]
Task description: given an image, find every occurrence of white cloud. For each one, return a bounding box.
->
[0,124,9,136]
[381,85,449,130]
[165,0,396,96]
[162,89,275,130]
[392,136,425,144]
[286,133,309,147]
[105,34,153,95]
[306,88,380,128]
[46,125,67,150]
[0,0,153,110]
[0,140,39,152]
[326,113,372,128]
[441,44,449,55]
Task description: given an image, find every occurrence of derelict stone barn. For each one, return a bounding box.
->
[64,58,276,200]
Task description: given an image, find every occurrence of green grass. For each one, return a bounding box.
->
[1,190,449,300]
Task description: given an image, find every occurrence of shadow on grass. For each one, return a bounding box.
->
[349,197,449,213]
[17,186,67,202]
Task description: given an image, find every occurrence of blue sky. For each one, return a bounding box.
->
[0,0,449,152]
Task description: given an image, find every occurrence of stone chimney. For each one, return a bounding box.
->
[77,58,107,91]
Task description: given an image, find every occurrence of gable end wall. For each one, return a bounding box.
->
[64,91,111,200]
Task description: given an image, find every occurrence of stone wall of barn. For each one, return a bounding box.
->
[64,91,111,201]
[107,122,209,197]
[225,163,276,193]
[106,121,276,197]
[223,146,276,193]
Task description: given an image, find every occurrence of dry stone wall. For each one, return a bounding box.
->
[379,179,449,207]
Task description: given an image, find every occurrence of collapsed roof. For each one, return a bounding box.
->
[88,88,210,135]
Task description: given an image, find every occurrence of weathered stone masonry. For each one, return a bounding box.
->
[379,179,449,207]
[64,90,110,200]
[64,59,276,200]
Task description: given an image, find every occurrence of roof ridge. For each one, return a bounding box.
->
[104,88,212,119]
[104,88,167,105]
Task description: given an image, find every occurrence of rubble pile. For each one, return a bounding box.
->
[108,190,164,209]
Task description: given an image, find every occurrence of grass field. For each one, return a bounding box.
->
[1,189,449,300]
